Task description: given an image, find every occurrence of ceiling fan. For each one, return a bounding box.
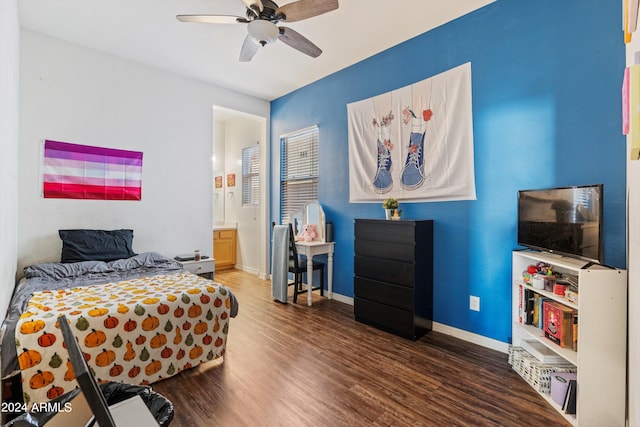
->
[177,0,339,62]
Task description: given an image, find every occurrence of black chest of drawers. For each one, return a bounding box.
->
[353,219,433,340]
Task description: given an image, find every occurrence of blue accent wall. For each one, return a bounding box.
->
[270,0,626,344]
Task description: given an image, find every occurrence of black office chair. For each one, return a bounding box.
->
[287,223,325,303]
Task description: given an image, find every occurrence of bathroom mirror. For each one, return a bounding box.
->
[212,170,225,225]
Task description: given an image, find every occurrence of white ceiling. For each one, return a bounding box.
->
[18,0,494,101]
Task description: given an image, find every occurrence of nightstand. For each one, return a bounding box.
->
[180,258,215,279]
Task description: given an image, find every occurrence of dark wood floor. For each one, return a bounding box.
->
[152,269,570,426]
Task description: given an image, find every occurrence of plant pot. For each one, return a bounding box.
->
[385,209,393,220]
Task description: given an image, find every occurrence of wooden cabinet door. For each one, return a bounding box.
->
[213,230,236,270]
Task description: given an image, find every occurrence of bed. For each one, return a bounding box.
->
[1,230,238,406]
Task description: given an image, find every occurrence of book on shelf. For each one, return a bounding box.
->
[524,288,535,325]
[532,293,540,326]
[562,379,577,415]
[537,296,550,329]
[543,300,575,348]
[518,283,523,323]
[572,312,578,351]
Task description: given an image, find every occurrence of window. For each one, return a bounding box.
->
[242,144,260,206]
[280,125,319,224]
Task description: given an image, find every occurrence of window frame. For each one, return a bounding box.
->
[279,125,319,224]
[241,143,260,207]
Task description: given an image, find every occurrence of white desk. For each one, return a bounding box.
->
[295,240,335,306]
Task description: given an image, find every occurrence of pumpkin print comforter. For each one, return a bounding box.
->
[4,253,238,405]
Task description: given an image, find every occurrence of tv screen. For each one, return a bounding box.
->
[517,184,603,264]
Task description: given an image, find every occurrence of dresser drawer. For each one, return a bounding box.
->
[354,297,415,339]
[354,255,414,287]
[181,259,215,276]
[354,239,414,262]
[355,220,416,244]
[354,276,413,311]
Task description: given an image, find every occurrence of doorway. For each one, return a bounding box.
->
[212,106,269,279]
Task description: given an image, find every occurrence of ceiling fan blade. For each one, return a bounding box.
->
[276,0,339,23]
[240,0,264,12]
[278,27,322,58]
[239,35,260,62]
[176,15,245,24]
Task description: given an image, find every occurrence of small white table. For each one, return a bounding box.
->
[295,240,335,306]
[180,258,215,279]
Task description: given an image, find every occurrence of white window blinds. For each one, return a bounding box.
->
[242,144,260,206]
[280,125,319,224]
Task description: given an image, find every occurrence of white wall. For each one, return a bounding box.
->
[212,120,226,226]
[223,117,263,274]
[0,0,20,324]
[18,30,269,273]
[627,29,639,426]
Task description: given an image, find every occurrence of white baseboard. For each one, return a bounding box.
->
[432,322,509,354]
[262,276,355,305]
[330,292,354,305]
[235,264,259,276]
[330,292,509,354]
[218,265,269,280]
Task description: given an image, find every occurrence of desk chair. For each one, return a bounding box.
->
[286,223,325,303]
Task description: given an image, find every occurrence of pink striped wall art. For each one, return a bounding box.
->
[43,140,143,200]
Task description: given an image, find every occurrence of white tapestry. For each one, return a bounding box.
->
[347,62,476,203]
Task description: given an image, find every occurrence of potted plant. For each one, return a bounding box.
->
[382,198,399,220]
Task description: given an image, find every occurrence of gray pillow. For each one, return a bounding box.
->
[59,229,136,263]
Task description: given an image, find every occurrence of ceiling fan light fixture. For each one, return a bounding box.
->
[247,19,279,46]
[178,0,340,61]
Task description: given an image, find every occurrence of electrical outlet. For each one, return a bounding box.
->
[470,295,480,311]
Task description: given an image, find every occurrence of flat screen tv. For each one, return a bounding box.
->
[517,184,603,264]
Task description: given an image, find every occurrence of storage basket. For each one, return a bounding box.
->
[508,346,576,394]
